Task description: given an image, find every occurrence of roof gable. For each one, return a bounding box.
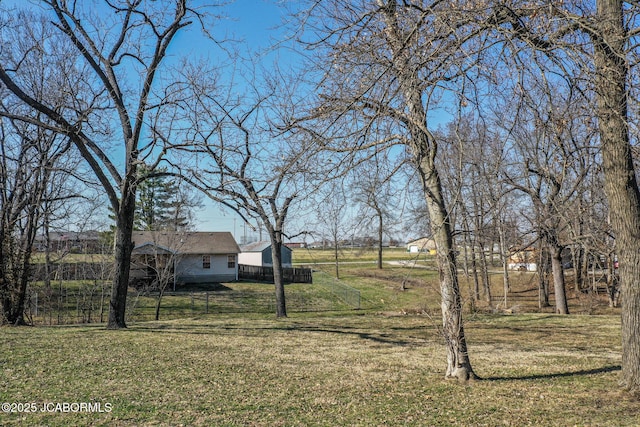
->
[131,242,175,255]
[240,241,292,253]
[240,241,271,252]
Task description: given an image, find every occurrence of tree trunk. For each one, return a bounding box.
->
[459,222,476,303]
[572,244,583,293]
[471,243,480,302]
[595,0,640,393]
[2,198,40,325]
[334,241,340,279]
[498,219,510,307]
[549,241,569,314]
[11,237,33,325]
[377,0,475,380]
[155,288,164,321]
[606,254,619,308]
[420,154,476,381]
[538,243,550,309]
[377,210,383,270]
[270,235,287,318]
[107,185,137,329]
[478,241,492,306]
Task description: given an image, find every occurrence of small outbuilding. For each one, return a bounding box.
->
[406,237,436,254]
[239,241,292,268]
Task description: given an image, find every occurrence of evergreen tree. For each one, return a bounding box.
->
[135,166,198,231]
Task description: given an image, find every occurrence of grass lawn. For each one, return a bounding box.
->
[292,247,425,264]
[1,313,637,426]
[4,258,635,425]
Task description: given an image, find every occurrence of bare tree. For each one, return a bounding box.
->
[496,75,595,314]
[178,68,324,318]
[130,231,183,321]
[313,181,352,279]
[440,117,499,307]
[0,1,210,328]
[353,155,402,270]
[486,0,640,392]
[294,0,481,380]
[0,116,73,324]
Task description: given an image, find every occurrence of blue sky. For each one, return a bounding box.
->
[222,0,286,46]
[188,1,292,239]
[4,0,295,239]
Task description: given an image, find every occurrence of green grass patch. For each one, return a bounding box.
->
[1,313,636,426]
[25,280,357,325]
[292,247,428,264]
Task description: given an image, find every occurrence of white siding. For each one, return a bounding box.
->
[508,262,537,272]
[175,254,237,282]
[238,252,263,267]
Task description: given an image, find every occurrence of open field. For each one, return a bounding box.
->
[1,313,637,426]
[292,247,426,264]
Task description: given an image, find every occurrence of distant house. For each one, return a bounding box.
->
[34,230,103,253]
[406,237,436,254]
[285,242,306,249]
[239,241,292,268]
[507,248,537,272]
[130,231,240,285]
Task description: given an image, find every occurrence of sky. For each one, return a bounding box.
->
[184,1,293,240]
[2,0,293,241]
[2,1,443,243]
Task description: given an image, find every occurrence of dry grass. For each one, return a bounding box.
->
[1,313,638,426]
[292,247,417,264]
[3,258,633,425]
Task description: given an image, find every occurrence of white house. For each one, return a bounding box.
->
[131,231,241,284]
[239,241,292,267]
[507,248,538,272]
[406,237,436,254]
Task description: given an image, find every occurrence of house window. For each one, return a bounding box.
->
[202,255,211,269]
[227,255,236,269]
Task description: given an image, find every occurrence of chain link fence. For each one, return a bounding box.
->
[24,277,357,324]
[313,271,361,309]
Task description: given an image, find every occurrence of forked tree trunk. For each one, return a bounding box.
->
[1,182,42,325]
[378,0,475,380]
[595,0,640,393]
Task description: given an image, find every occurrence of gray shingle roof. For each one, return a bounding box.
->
[132,231,240,255]
[239,241,271,252]
[239,241,292,253]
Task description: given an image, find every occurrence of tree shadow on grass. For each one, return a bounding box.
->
[484,365,621,382]
[126,321,427,347]
[289,325,420,347]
